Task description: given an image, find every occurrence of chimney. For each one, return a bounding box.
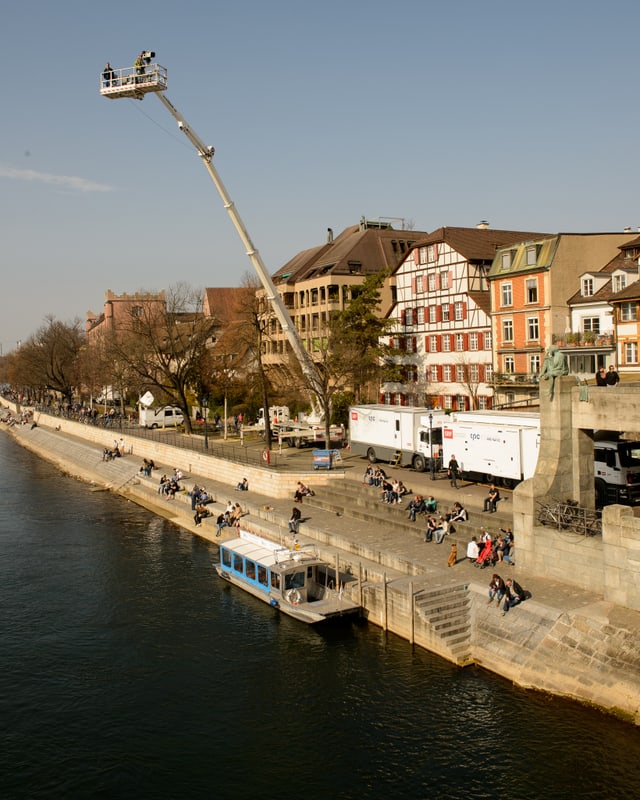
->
[476,220,490,230]
[327,228,334,243]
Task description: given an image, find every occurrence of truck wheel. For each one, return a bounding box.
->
[151,423,158,430]
[502,478,515,490]
[483,473,495,485]
[594,478,607,509]
[366,448,377,464]
[412,455,426,472]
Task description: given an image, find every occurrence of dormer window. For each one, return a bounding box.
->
[525,245,538,266]
[582,277,594,297]
[612,273,627,293]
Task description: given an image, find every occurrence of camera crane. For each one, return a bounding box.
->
[99,58,326,418]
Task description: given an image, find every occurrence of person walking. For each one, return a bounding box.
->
[447,454,460,489]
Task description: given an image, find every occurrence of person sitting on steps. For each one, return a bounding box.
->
[483,484,500,513]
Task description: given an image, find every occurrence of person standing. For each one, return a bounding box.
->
[606,365,620,387]
[447,454,460,488]
[595,367,607,386]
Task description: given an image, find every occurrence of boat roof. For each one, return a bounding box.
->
[222,530,321,570]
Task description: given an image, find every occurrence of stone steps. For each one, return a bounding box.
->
[414,584,472,664]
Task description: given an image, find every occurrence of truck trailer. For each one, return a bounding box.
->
[441,410,640,505]
[348,405,446,472]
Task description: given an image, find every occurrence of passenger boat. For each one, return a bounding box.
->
[215,530,360,624]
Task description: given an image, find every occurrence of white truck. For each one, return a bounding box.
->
[441,410,640,505]
[441,411,540,489]
[348,405,447,472]
[139,405,185,429]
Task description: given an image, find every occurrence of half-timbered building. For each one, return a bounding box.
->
[383,224,546,411]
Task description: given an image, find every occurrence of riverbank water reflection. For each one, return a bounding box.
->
[1,433,639,799]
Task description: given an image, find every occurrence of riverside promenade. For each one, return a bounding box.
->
[3,410,640,724]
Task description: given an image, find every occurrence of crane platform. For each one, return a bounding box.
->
[99,63,167,100]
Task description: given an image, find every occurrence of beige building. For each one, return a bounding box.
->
[259,219,429,367]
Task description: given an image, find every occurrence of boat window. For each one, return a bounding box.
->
[246,560,256,581]
[233,553,244,573]
[258,565,268,587]
[284,571,305,590]
[221,549,231,568]
[271,573,280,590]
[307,566,314,579]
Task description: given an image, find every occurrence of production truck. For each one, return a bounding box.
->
[348,405,447,472]
[441,410,640,505]
[441,411,540,489]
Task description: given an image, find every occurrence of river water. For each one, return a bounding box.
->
[1,432,639,799]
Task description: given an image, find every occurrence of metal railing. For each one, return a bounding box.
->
[536,499,601,536]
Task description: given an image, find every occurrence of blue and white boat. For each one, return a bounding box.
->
[215,531,360,624]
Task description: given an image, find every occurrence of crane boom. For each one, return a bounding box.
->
[154,93,324,403]
[99,61,324,409]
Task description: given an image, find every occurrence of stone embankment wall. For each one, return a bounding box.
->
[3,402,640,725]
[27,409,343,499]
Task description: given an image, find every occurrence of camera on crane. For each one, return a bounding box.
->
[141,51,155,64]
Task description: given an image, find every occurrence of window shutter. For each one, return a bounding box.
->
[462,302,468,319]
[463,333,469,349]
[477,332,484,350]
[436,305,442,322]
[400,309,406,325]
[449,303,454,319]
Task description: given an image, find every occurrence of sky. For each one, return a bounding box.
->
[2,0,640,352]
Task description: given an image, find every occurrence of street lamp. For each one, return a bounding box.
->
[429,412,435,481]
[202,395,208,450]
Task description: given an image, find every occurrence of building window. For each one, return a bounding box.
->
[485,364,493,381]
[429,335,439,353]
[405,308,413,326]
[527,316,539,341]
[478,396,488,410]
[418,247,427,265]
[430,365,438,382]
[444,395,453,409]
[440,271,449,290]
[456,395,467,410]
[454,302,464,321]
[484,330,492,351]
[441,304,450,322]
[427,244,437,262]
[583,317,600,333]
[504,355,515,373]
[416,307,425,325]
[502,320,514,343]
[582,278,594,297]
[429,305,437,323]
[469,364,479,382]
[428,273,437,291]
[455,364,465,382]
[525,278,538,304]
[625,342,638,364]
[442,335,452,353]
[530,354,541,373]
[455,333,465,351]
[501,251,512,270]
[406,338,416,353]
[443,365,452,381]
[131,305,143,317]
[416,274,424,293]
[469,332,478,351]
[501,283,513,307]
[612,274,626,293]
[525,245,538,266]
[620,302,637,322]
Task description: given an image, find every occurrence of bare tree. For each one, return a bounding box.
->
[107,283,217,433]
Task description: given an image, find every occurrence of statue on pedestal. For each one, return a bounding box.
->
[540,345,569,400]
